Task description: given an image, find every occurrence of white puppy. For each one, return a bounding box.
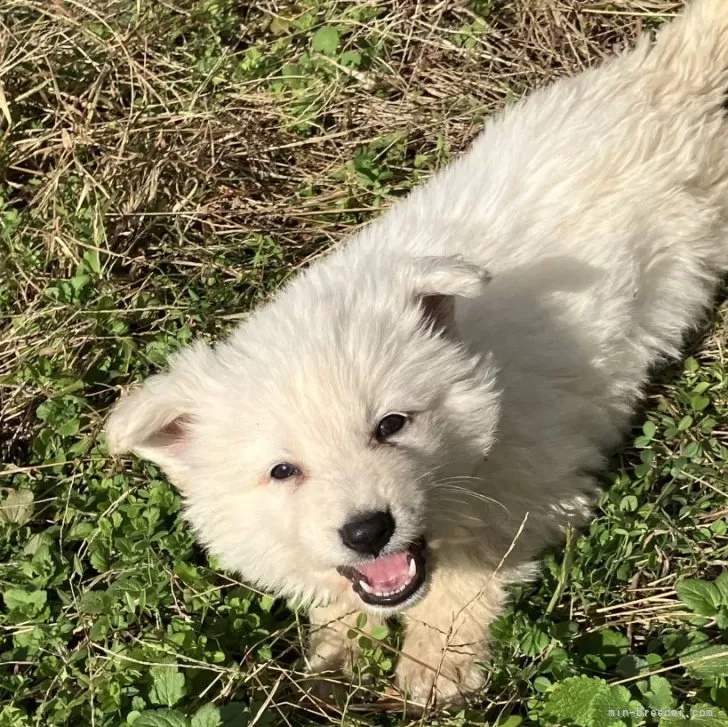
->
[106,0,728,711]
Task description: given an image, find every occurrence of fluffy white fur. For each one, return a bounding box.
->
[106,0,728,711]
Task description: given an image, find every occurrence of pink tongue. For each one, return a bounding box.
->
[355,550,411,590]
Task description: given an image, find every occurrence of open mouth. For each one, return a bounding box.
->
[337,539,427,608]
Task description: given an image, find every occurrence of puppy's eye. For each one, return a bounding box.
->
[375,413,408,442]
[270,463,299,480]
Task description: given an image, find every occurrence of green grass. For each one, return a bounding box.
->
[1,1,727,725]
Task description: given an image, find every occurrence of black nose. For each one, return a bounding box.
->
[339,510,396,556]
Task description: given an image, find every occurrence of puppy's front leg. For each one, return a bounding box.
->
[304,599,383,702]
[396,570,504,711]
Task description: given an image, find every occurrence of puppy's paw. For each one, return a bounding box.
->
[301,662,376,708]
[395,648,485,713]
[303,630,359,706]
[300,669,351,706]
[304,602,383,706]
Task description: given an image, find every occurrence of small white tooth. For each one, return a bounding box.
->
[376,591,385,597]
[359,580,373,594]
[408,558,416,577]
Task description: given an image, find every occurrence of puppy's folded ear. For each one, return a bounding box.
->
[105,342,214,484]
[409,255,491,334]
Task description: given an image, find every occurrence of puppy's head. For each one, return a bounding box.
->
[106,254,500,613]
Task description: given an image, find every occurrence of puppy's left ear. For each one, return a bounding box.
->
[409,255,491,334]
[105,342,214,485]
